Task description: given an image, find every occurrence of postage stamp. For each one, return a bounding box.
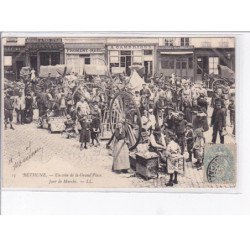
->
[204,144,236,185]
[1,34,237,189]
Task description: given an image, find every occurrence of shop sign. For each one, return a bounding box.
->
[108,45,154,50]
[26,38,62,43]
[26,44,64,50]
[4,46,25,52]
[65,48,105,54]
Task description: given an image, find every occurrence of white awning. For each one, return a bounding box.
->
[160,51,193,55]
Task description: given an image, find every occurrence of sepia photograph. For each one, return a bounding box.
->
[2,35,236,189]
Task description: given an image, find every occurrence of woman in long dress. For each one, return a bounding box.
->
[78,115,90,150]
[107,122,130,173]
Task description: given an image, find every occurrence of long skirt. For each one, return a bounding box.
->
[79,129,90,143]
[112,140,130,171]
[194,147,204,161]
[167,155,184,174]
[184,107,192,123]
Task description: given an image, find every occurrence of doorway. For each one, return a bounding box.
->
[196,56,209,81]
[40,52,60,66]
[176,58,188,78]
[30,56,37,71]
[120,51,132,75]
[16,60,24,80]
[144,61,153,77]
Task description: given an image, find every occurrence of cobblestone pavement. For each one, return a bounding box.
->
[3,106,236,189]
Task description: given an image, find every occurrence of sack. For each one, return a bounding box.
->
[221,128,228,136]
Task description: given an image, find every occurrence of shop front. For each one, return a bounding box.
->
[107,45,155,77]
[194,48,235,82]
[64,43,106,75]
[4,45,26,81]
[25,38,64,74]
[157,47,195,81]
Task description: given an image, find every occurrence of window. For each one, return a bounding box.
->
[110,63,119,67]
[120,56,126,67]
[144,50,153,55]
[4,56,12,66]
[197,57,203,74]
[169,60,174,69]
[180,37,189,46]
[161,61,169,69]
[182,61,187,69]
[110,56,119,63]
[161,59,174,69]
[209,57,219,74]
[133,56,142,63]
[176,61,181,69]
[165,38,174,46]
[188,57,193,69]
[84,57,90,64]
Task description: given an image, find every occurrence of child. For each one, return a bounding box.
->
[228,98,235,127]
[64,115,75,139]
[90,115,101,146]
[185,123,194,162]
[174,112,188,155]
[193,128,205,170]
[165,132,184,186]
[79,116,90,150]
[59,93,67,116]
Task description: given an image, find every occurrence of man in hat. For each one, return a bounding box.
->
[174,111,188,155]
[14,91,26,125]
[185,123,194,162]
[163,106,176,131]
[4,92,15,130]
[211,99,226,144]
[140,83,151,99]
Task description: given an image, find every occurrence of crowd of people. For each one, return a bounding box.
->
[4,69,235,186]
[109,72,235,186]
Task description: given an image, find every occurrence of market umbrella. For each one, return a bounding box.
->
[129,64,145,78]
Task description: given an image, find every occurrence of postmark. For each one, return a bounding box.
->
[204,144,236,184]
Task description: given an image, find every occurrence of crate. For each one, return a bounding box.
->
[135,153,159,180]
[48,117,66,133]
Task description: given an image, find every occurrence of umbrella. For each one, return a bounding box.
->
[129,64,145,77]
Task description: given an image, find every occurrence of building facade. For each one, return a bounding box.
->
[3,36,235,82]
[193,37,235,81]
[156,37,235,82]
[106,38,158,77]
[25,37,64,73]
[157,37,195,81]
[3,37,26,81]
[63,38,106,75]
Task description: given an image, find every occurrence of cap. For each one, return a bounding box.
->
[149,108,153,112]
[178,111,184,116]
[186,123,193,128]
[215,98,222,104]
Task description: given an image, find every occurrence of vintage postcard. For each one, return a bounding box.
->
[1,34,237,189]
